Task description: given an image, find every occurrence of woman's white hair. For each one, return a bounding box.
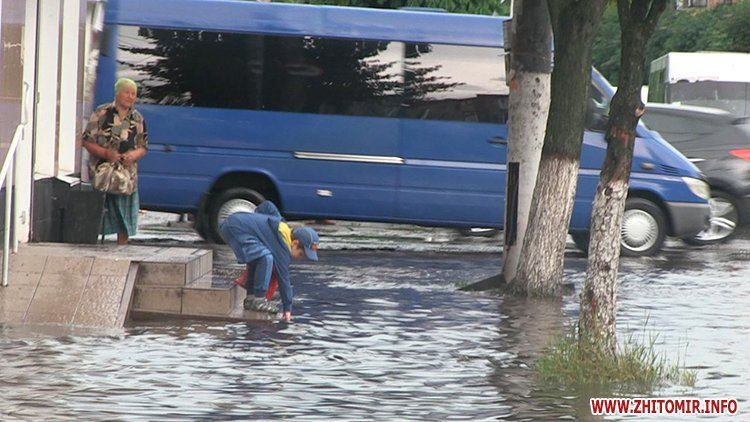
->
[114,78,137,95]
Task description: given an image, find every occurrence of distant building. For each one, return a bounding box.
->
[682,0,741,8]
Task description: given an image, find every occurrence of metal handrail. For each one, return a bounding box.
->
[1,82,29,287]
[2,124,24,287]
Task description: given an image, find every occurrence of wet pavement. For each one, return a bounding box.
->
[0,212,748,420]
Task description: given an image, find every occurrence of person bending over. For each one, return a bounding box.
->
[220,201,319,322]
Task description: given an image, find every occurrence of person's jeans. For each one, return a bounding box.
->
[247,254,273,299]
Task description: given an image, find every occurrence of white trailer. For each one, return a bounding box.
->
[647,52,750,116]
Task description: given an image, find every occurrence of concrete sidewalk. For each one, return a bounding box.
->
[1,243,273,328]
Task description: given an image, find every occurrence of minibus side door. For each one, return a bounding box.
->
[397,43,509,227]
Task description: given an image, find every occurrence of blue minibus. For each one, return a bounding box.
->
[96,0,710,256]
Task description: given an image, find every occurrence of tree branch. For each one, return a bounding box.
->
[632,0,650,22]
[546,0,565,32]
[616,0,631,29]
[645,0,668,31]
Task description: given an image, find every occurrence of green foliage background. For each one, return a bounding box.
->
[593,2,750,85]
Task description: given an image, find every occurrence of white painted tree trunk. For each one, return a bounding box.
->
[503,71,550,283]
[511,156,580,295]
[508,0,607,296]
[580,178,629,353]
[578,0,668,354]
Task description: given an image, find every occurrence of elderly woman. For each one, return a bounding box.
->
[82,78,148,245]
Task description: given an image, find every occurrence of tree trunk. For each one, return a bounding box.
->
[579,0,668,354]
[510,0,607,296]
[502,0,552,284]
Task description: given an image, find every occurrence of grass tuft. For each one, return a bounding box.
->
[535,327,695,394]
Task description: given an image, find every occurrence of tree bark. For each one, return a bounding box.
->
[502,0,552,284]
[579,0,668,354]
[510,0,607,296]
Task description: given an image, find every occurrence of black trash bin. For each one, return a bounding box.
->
[62,183,107,244]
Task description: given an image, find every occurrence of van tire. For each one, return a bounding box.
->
[570,198,666,257]
[206,188,266,244]
[193,212,210,241]
[620,198,666,257]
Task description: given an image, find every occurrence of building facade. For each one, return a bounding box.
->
[1,0,103,245]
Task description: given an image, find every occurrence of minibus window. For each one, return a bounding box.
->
[402,43,508,124]
[262,36,403,117]
[586,84,610,132]
[117,26,265,108]
[116,26,403,118]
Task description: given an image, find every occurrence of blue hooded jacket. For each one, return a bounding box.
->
[220,201,294,312]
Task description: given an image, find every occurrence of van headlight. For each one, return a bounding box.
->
[682,177,710,200]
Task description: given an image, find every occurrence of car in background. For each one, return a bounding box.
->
[641,103,750,244]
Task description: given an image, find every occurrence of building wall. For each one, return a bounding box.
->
[1,0,33,245]
[1,1,26,157]
[1,0,101,245]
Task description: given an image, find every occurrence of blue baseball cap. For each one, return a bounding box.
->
[293,227,319,261]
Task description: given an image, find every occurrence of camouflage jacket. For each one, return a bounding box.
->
[82,102,148,183]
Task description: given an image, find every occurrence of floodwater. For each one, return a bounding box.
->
[1,216,748,420]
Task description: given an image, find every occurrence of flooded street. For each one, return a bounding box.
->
[1,214,748,419]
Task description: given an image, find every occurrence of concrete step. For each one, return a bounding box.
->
[3,244,275,327]
[137,248,212,286]
[130,272,277,322]
[131,285,183,315]
[182,273,240,317]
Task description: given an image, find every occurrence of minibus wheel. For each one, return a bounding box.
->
[207,188,265,243]
[620,197,666,257]
[570,198,666,257]
[193,213,210,241]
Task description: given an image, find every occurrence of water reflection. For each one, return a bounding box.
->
[488,296,572,420]
[1,248,748,420]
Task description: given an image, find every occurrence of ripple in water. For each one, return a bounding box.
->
[1,249,747,420]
